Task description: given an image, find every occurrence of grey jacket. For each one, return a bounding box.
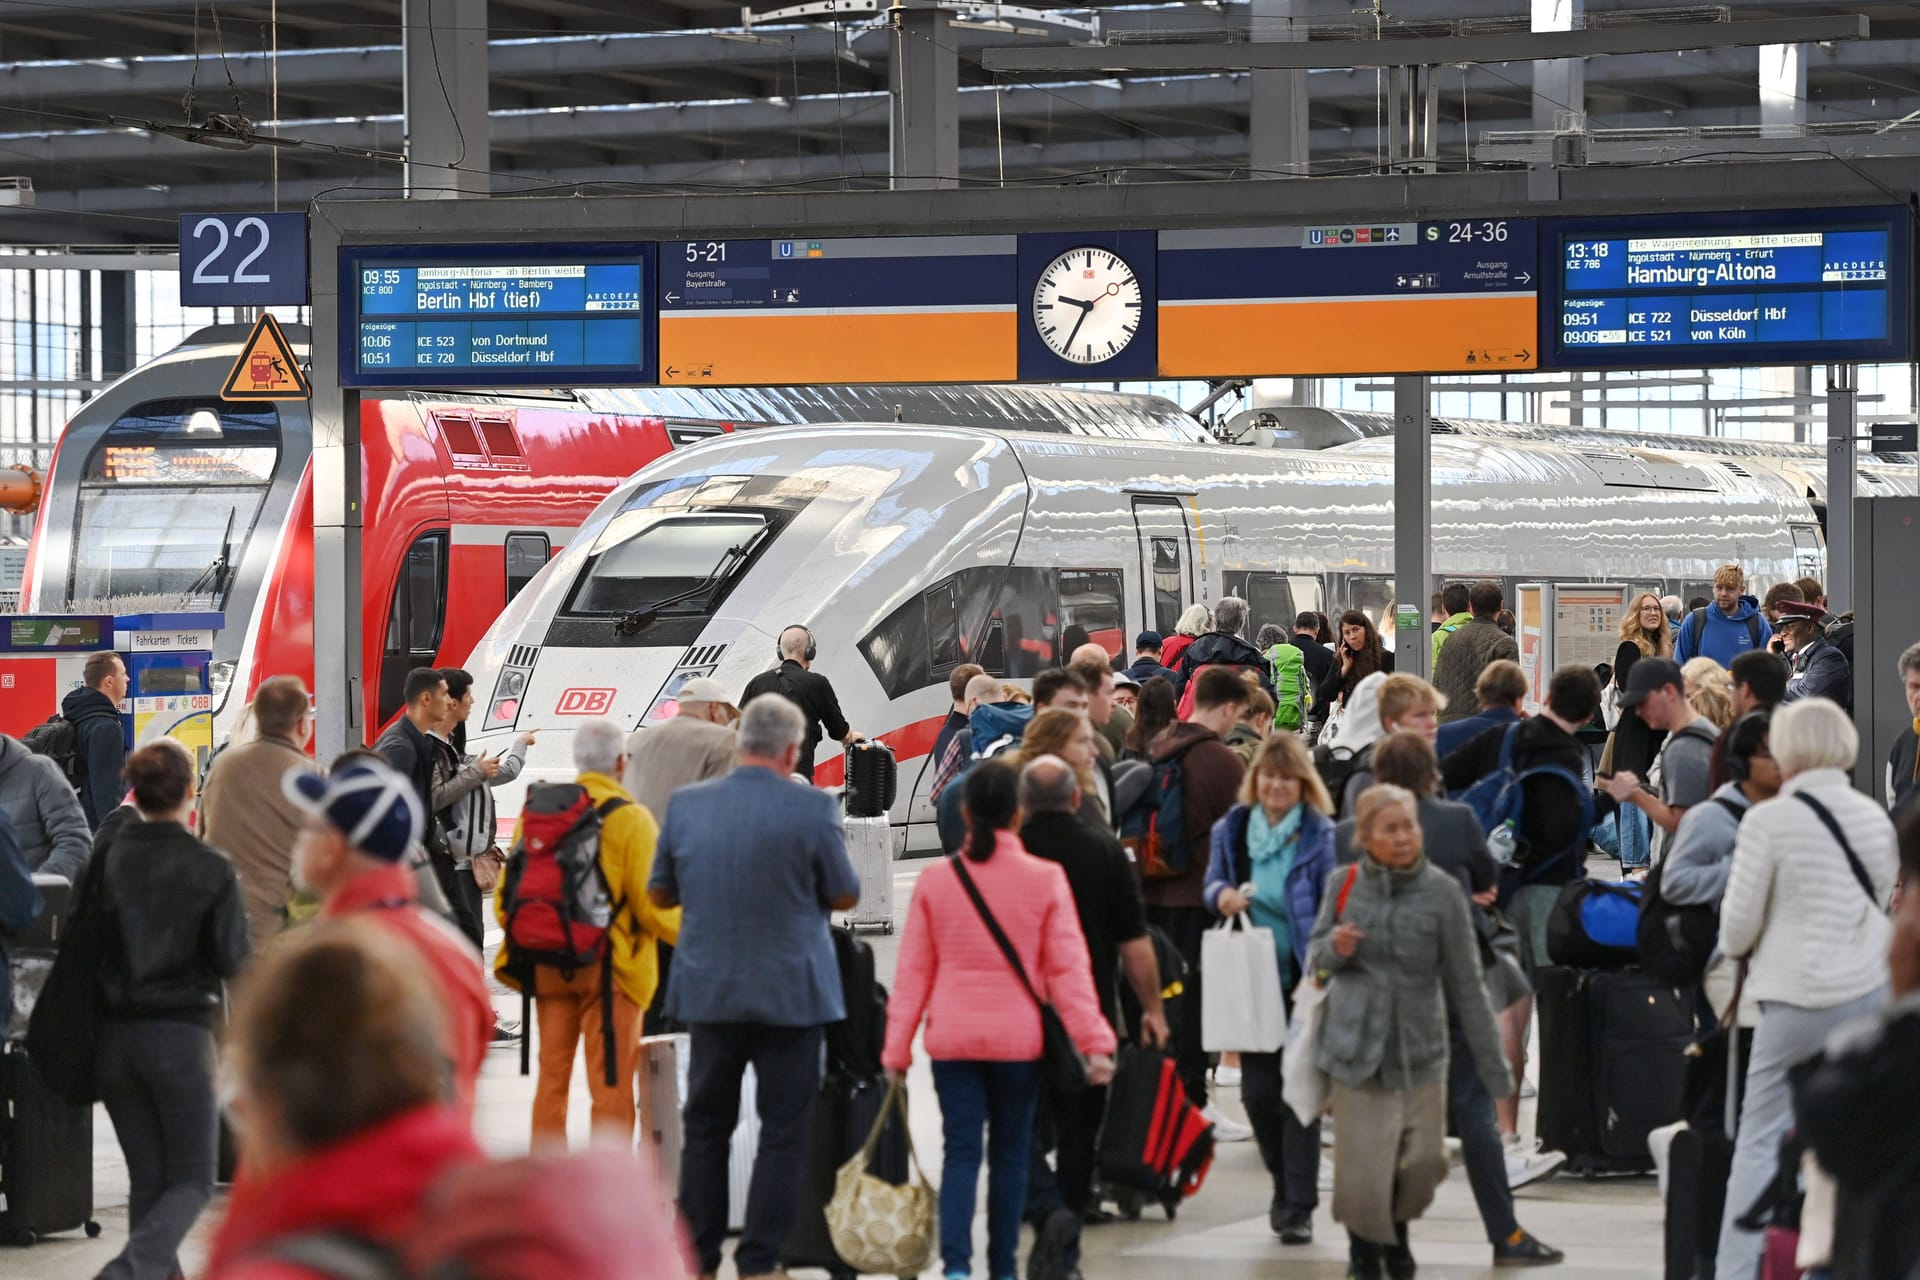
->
[1432,617,1520,724]
[1661,782,1748,908]
[1307,854,1511,1098]
[0,734,91,883]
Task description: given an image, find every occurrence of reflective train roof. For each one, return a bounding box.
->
[175,325,1207,442]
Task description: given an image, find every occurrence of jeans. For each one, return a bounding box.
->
[934,1059,1041,1280]
[1592,806,1654,870]
[679,1022,825,1276]
[1024,1080,1106,1270]
[1718,990,1886,1280]
[96,1019,218,1280]
[1145,904,1209,1108]
[1241,1048,1321,1213]
[1448,1017,1519,1245]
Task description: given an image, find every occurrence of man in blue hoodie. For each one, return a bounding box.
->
[1673,564,1772,668]
[931,672,1034,850]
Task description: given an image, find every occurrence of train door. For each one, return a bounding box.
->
[1129,496,1196,635]
[1789,523,1824,582]
[378,530,450,726]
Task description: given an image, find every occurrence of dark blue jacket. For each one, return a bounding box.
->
[1124,656,1179,688]
[1783,636,1852,709]
[1201,803,1337,971]
[60,686,125,830]
[1434,705,1522,759]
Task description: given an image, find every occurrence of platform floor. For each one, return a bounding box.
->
[9,859,1664,1279]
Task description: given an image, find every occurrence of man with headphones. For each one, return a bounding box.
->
[740,623,861,782]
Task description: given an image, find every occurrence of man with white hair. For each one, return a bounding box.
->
[649,695,860,1280]
[740,624,861,782]
[623,675,739,822]
[493,719,681,1147]
[1170,596,1275,698]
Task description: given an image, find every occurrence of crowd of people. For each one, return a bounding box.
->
[0,554,1911,1280]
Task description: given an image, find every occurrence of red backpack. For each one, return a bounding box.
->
[500,782,628,1083]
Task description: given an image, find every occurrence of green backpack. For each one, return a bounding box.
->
[1266,643,1309,731]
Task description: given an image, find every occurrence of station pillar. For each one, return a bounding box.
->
[403,0,490,197]
[1393,376,1433,682]
[1531,0,1585,133]
[888,4,959,189]
[1825,365,1858,615]
[1248,0,1308,177]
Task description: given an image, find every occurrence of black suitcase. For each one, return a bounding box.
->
[783,1072,909,1278]
[1536,966,1691,1174]
[843,741,897,818]
[0,1042,98,1244]
[1664,1124,1733,1280]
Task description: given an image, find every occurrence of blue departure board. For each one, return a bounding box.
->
[339,244,656,387]
[1546,207,1911,370]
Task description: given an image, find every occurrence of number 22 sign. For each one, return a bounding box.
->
[178,212,309,306]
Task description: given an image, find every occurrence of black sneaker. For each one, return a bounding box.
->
[1027,1207,1077,1280]
[1384,1244,1416,1280]
[1272,1206,1312,1245]
[1345,1261,1383,1280]
[1493,1229,1565,1267]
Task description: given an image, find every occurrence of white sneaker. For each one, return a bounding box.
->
[1519,1079,1537,1100]
[1320,1115,1335,1147]
[1201,1104,1253,1143]
[1316,1152,1336,1191]
[1213,1065,1243,1088]
[1505,1144,1567,1189]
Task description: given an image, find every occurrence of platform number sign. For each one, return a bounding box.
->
[178,212,309,307]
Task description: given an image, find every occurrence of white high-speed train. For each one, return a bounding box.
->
[462,421,1820,851]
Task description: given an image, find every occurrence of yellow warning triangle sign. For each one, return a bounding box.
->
[221,314,312,402]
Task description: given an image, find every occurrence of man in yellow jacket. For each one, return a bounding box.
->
[496,719,681,1147]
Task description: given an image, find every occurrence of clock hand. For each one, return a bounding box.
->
[1054,296,1094,310]
[1063,306,1091,352]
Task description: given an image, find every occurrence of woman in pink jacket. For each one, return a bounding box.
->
[884,761,1117,1280]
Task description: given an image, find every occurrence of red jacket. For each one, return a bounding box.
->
[321,863,493,1108]
[204,1107,481,1280]
[883,830,1116,1071]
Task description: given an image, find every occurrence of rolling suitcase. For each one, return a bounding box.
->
[1664,1124,1733,1280]
[727,1064,760,1232]
[640,1033,688,1184]
[842,814,895,934]
[843,740,897,819]
[1536,966,1691,1175]
[783,1072,910,1278]
[0,1042,98,1245]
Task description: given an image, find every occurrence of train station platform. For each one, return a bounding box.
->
[17,859,1664,1280]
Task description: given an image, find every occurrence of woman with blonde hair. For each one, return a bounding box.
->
[1309,784,1512,1279]
[1161,604,1214,672]
[1201,733,1336,1244]
[1013,708,1107,827]
[1604,593,1674,870]
[1682,657,1736,730]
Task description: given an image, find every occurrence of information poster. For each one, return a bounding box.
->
[1516,584,1547,713]
[1552,585,1629,674]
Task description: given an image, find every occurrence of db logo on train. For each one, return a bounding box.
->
[555,688,617,716]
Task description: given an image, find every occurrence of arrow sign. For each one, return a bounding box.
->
[664,291,680,304]
[1516,348,1532,360]
[1516,271,1533,285]
[665,366,680,377]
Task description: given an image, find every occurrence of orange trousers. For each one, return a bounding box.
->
[531,964,642,1146]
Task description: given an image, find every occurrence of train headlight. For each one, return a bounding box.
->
[489,697,520,724]
[488,664,532,728]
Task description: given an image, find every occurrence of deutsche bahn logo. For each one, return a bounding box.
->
[555,688,616,715]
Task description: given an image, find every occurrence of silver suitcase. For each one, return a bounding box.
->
[843,813,895,934]
[642,1032,759,1229]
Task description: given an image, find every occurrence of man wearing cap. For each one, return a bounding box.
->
[1609,657,1721,864]
[623,676,739,824]
[1123,632,1179,687]
[1775,599,1852,709]
[1111,671,1141,718]
[286,760,495,1107]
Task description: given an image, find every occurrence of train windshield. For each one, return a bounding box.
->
[562,511,772,618]
[64,400,279,609]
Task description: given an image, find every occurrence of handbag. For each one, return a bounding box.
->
[1281,863,1359,1127]
[1200,914,1287,1054]
[826,1076,936,1276]
[1601,683,1623,732]
[24,847,114,1106]
[470,849,506,895]
[949,856,1089,1096]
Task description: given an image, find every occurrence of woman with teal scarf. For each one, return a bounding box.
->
[1202,733,1338,1246]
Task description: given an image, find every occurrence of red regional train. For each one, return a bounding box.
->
[18,324,1203,742]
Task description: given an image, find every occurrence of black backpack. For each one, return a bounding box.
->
[1313,741,1372,818]
[1635,794,1742,986]
[826,926,887,1079]
[20,715,81,789]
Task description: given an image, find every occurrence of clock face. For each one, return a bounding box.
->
[1031,248,1144,365]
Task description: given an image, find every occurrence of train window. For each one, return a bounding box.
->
[860,594,931,701]
[435,413,485,457]
[1223,572,1295,642]
[1151,539,1182,634]
[1347,578,1395,638]
[994,568,1063,678]
[477,417,525,459]
[926,580,965,670]
[504,533,551,602]
[1059,569,1124,659]
[379,532,449,726]
[562,512,770,617]
[859,567,1007,700]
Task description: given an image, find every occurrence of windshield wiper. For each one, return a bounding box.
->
[613,530,766,637]
[183,508,237,604]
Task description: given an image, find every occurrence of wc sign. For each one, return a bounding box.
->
[554,688,616,716]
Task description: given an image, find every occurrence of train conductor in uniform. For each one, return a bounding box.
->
[741,624,863,782]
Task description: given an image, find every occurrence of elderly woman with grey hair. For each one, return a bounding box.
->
[1306,783,1511,1280]
[1714,697,1897,1279]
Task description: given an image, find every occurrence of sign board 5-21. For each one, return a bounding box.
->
[178,212,309,306]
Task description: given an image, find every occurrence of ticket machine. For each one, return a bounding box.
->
[0,614,115,738]
[116,613,223,770]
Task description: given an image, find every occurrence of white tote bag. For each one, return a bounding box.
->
[1280,974,1331,1126]
[1200,915,1287,1054]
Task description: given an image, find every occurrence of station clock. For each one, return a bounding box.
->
[1030,247,1145,365]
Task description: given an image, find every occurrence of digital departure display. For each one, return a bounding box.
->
[339,245,656,387]
[1547,208,1911,369]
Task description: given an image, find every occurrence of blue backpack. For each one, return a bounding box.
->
[1120,749,1192,881]
[1458,724,1593,871]
[1545,879,1644,969]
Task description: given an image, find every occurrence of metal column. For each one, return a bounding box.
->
[888,4,958,189]
[1759,41,1807,132]
[1394,376,1433,681]
[1247,0,1308,177]
[310,221,361,756]
[98,271,136,379]
[1531,0,1586,133]
[1826,365,1858,614]
[403,0,490,197]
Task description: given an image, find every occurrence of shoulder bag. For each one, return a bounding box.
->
[949,856,1089,1095]
[24,847,114,1105]
[826,1076,937,1275]
[1281,862,1360,1127]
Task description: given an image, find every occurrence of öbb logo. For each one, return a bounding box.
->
[555,688,616,716]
